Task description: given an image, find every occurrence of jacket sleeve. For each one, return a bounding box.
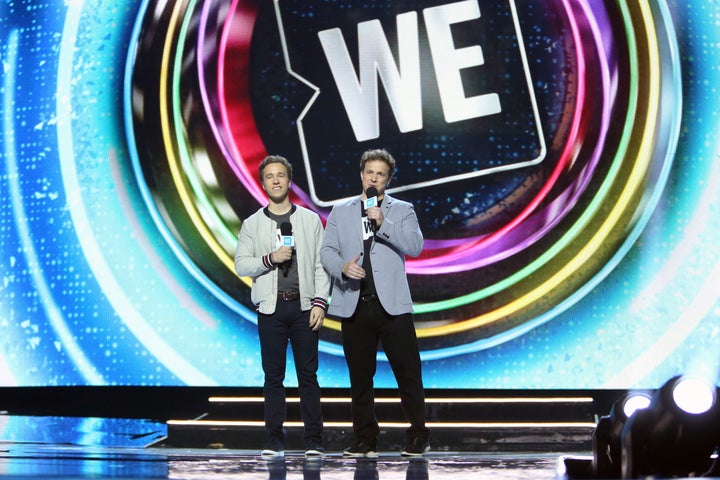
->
[319,206,347,280]
[234,220,275,277]
[311,216,331,310]
[376,202,424,258]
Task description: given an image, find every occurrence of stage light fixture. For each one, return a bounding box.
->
[620,375,720,478]
[591,391,652,478]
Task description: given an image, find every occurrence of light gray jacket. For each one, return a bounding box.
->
[320,194,423,318]
[234,205,330,314]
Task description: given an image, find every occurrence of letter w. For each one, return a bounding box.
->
[318,12,422,142]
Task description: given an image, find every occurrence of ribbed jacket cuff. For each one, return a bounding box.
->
[262,254,275,270]
[311,297,328,311]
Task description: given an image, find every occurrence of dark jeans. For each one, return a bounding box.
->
[341,296,429,444]
[258,298,322,447]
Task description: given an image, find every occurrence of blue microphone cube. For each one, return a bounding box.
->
[364,197,377,209]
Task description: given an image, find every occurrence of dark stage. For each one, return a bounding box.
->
[2,388,719,479]
[0,387,598,479]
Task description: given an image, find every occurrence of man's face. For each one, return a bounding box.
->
[360,159,391,198]
[261,162,290,203]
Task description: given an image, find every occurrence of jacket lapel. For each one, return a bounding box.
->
[350,198,364,248]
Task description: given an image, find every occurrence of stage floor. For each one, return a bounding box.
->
[0,444,574,479]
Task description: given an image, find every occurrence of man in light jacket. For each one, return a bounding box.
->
[320,148,430,457]
[235,155,330,458]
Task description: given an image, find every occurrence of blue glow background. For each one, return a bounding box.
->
[1,0,719,389]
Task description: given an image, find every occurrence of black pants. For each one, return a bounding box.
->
[258,298,322,448]
[341,296,428,444]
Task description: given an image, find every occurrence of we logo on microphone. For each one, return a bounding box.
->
[279,223,295,247]
[280,235,294,247]
[252,0,545,206]
[364,197,378,209]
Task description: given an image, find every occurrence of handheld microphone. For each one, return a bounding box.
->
[364,187,378,233]
[364,186,378,209]
[279,222,294,276]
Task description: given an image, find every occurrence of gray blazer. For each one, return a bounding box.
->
[320,194,423,318]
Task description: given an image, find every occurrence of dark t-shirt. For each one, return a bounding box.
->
[360,199,381,297]
[266,208,300,292]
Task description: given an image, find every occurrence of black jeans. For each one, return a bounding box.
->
[258,298,323,447]
[341,296,428,444]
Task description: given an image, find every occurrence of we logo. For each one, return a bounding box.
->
[319,0,502,141]
[262,0,545,206]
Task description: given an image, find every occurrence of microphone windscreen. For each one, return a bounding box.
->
[365,186,378,198]
[280,222,293,236]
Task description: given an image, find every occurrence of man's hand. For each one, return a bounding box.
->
[366,206,384,227]
[309,306,325,331]
[271,246,293,264]
[342,254,366,280]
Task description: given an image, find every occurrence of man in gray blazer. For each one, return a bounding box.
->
[320,148,430,457]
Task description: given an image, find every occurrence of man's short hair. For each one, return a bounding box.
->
[360,148,396,181]
[259,155,293,182]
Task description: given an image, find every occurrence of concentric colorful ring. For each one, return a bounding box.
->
[124,0,680,357]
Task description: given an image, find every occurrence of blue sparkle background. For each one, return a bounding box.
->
[0,0,719,389]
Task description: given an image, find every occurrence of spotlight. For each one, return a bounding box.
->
[592,391,652,478]
[620,375,720,478]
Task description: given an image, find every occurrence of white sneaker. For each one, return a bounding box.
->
[260,442,285,458]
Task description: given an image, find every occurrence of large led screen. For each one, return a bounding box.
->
[1,0,719,389]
